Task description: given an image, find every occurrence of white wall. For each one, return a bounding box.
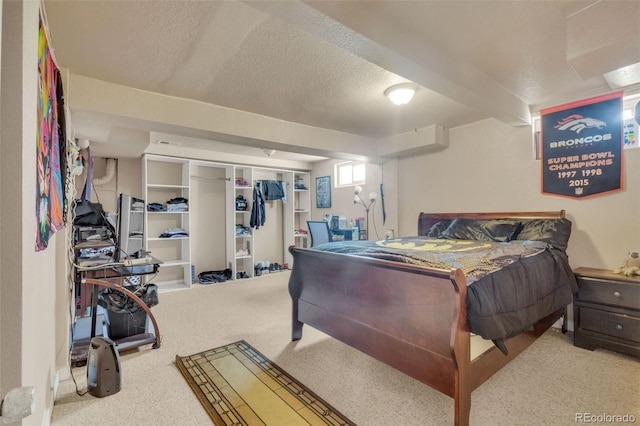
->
[190,165,227,273]
[1,2,62,424]
[310,160,389,240]
[117,157,144,199]
[397,118,640,270]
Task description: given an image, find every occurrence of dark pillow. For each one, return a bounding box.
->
[481,220,523,242]
[426,220,452,237]
[441,218,523,242]
[516,218,572,250]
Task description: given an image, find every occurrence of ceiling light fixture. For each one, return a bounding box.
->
[384,83,418,106]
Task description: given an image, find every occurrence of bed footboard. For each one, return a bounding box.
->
[288,246,472,423]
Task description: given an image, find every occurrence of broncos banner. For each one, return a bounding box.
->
[541,92,623,199]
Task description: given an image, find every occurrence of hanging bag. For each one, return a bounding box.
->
[73,146,108,227]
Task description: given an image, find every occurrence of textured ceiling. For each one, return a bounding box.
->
[43,0,640,161]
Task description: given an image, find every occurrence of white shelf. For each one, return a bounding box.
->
[143,154,192,291]
[147,211,189,214]
[155,280,191,293]
[293,172,311,254]
[231,166,255,280]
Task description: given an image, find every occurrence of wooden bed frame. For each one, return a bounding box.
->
[288,211,567,426]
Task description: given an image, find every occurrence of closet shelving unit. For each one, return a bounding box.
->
[231,166,254,279]
[143,155,191,292]
[143,154,310,291]
[293,172,311,248]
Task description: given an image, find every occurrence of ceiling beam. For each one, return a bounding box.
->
[66,73,388,162]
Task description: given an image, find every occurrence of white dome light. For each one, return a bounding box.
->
[384,83,418,106]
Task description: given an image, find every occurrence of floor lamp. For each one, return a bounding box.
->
[353,185,376,240]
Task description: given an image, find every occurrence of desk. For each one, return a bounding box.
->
[72,257,162,365]
[331,228,359,241]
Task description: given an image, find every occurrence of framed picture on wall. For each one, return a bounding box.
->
[316,176,331,208]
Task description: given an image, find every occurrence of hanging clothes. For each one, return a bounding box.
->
[260,180,286,202]
[250,181,266,228]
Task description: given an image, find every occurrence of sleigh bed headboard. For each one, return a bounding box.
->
[417,210,570,250]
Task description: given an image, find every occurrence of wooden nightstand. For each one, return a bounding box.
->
[573,267,640,358]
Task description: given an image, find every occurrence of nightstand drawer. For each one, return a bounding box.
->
[576,277,640,310]
[579,306,640,343]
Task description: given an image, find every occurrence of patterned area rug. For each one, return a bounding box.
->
[176,340,355,425]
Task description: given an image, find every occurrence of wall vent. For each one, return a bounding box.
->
[156,140,181,147]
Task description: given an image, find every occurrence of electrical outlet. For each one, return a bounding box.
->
[52,370,59,399]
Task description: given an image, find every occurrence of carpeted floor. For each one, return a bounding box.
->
[52,271,640,426]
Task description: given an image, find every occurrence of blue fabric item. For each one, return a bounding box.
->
[250,182,266,228]
[158,228,188,238]
[261,180,286,202]
[380,183,386,225]
[147,203,166,212]
[166,203,188,212]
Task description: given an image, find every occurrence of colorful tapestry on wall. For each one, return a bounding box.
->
[540,92,623,199]
[36,16,66,251]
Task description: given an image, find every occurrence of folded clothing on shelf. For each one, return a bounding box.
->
[158,228,189,238]
[147,203,166,212]
[235,178,250,187]
[235,248,249,257]
[235,224,251,237]
[166,197,188,212]
[131,200,145,211]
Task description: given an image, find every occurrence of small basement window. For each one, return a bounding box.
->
[335,161,365,188]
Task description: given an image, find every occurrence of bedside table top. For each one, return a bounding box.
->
[574,267,640,284]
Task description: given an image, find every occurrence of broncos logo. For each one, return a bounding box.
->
[554,114,606,134]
